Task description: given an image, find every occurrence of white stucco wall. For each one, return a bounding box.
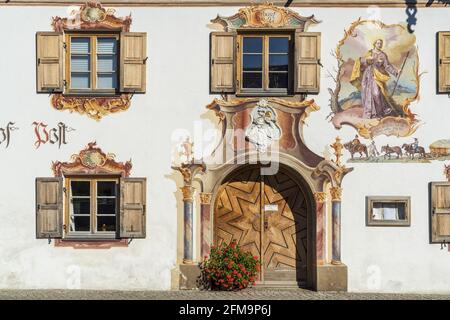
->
[0,5,449,293]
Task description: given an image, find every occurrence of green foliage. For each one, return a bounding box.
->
[200,240,260,290]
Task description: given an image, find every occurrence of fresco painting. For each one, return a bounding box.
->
[343,138,450,163]
[329,19,421,139]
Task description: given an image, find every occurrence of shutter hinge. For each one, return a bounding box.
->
[236,42,240,52]
[37,204,41,210]
[441,240,447,250]
[440,58,443,65]
[37,58,41,65]
[63,80,67,88]
[318,59,323,68]
[63,42,67,50]
[143,57,148,64]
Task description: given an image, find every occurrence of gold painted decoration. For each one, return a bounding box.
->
[51,94,131,121]
[207,97,319,112]
[314,192,327,203]
[52,1,132,32]
[49,2,133,120]
[330,187,342,202]
[329,19,421,139]
[181,186,195,202]
[210,2,320,31]
[52,141,132,177]
[330,137,344,167]
[200,193,212,205]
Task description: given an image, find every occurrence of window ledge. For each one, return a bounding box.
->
[54,239,128,249]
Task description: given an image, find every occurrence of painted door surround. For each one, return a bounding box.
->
[174,97,352,291]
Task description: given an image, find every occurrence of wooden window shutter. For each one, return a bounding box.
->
[36,32,64,93]
[438,32,450,93]
[120,178,146,238]
[36,177,63,239]
[120,32,147,93]
[431,182,450,243]
[210,32,236,93]
[294,31,321,94]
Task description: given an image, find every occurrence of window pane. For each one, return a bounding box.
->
[97,181,117,196]
[71,55,90,72]
[97,198,116,215]
[71,38,90,54]
[243,37,262,53]
[97,216,116,232]
[97,74,117,89]
[97,55,116,72]
[269,55,288,71]
[269,73,288,89]
[71,73,91,89]
[373,202,406,220]
[243,54,262,72]
[71,181,90,196]
[243,72,262,88]
[71,198,90,215]
[97,38,117,54]
[71,216,90,232]
[269,37,289,53]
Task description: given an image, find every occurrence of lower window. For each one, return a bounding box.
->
[67,177,118,237]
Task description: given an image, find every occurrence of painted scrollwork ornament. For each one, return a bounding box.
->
[245,99,281,152]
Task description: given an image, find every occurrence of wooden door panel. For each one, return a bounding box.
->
[263,171,308,277]
[215,168,262,260]
[214,166,309,283]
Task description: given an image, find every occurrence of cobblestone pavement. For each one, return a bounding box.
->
[0,289,449,300]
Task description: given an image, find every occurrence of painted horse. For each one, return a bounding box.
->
[402,143,426,159]
[344,141,368,159]
[381,145,402,159]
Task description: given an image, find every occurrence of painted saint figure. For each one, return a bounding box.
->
[350,39,399,119]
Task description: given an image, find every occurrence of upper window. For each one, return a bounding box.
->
[240,35,291,94]
[210,31,321,96]
[36,32,147,95]
[68,35,118,93]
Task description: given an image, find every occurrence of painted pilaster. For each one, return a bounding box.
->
[181,186,195,264]
[199,193,212,260]
[330,187,342,265]
[314,192,327,265]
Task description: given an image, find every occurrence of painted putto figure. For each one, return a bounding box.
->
[350,39,399,119]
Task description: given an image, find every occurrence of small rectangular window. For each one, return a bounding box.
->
[239,34,291,94]
[366,196,411,227]
[67,34,119,93]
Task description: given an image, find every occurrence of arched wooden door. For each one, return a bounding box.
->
[214,165,310,285]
